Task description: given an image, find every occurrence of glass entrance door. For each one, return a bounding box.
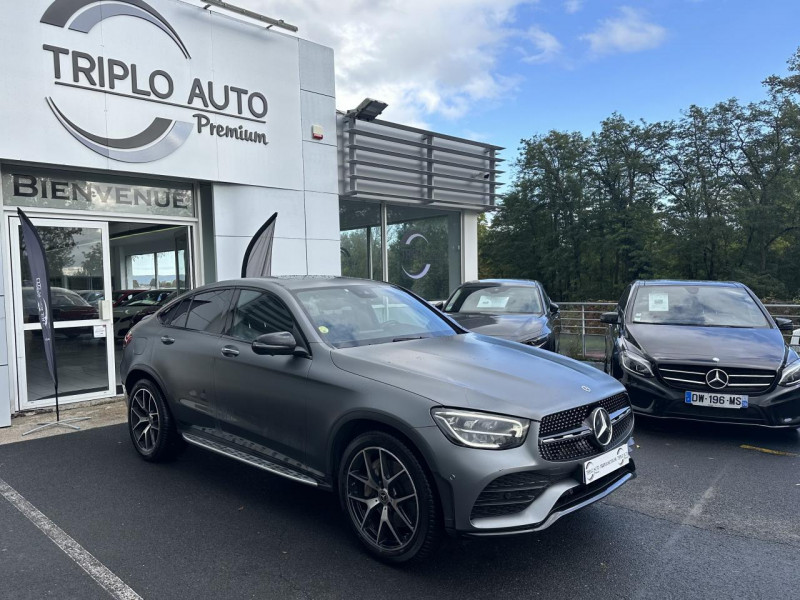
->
[9,217,115,410]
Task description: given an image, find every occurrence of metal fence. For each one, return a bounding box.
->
[557,302,800,360]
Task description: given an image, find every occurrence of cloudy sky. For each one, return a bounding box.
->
[230,0,800,161]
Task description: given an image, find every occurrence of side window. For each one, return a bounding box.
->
[183,288,234,334]
[226,290,295,342]
[162,298,191,327]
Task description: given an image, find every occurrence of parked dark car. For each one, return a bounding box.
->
[78,290,104,308]
[122,277,636,563]
[23,287,98,338]
[438,279,560,351]
[130,291,177,328]
[602,280,799,428]
[114,289,175,339]
[112,290,142,307]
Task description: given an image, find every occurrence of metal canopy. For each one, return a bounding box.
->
[342,115,503,211]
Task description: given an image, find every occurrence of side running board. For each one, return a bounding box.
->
[182,433,318,487]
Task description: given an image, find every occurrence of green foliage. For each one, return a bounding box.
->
[482,48,800,301]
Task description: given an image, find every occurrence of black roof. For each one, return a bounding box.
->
[460,279,541,287]
[205,276,390,291]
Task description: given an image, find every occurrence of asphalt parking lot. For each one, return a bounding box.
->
[1,418,798,600]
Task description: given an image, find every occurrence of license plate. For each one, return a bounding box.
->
[684,391,748,409]
[583,445,630,484]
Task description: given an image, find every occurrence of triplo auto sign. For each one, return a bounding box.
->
[0,0,305,188]
[41,0,269,163]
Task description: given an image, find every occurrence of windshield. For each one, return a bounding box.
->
[445,285,543,315]
[630,285,769,328]
[294,284,458,348]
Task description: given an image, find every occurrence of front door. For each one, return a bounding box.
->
[9,217,115,410]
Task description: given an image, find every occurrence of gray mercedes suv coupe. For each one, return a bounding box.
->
[121,277,636,562]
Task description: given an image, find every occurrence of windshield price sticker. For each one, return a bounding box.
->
[648,293,669,312]
[685,391,748,409]
[476,296,509,309]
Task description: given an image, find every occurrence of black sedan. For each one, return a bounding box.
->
[438,279,560,351]
[602,280,799,428]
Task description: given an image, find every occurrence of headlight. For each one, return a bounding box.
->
[779,359,800,386]
[431,408,530,450]
[621,348,654,377]
[523,333,549,347]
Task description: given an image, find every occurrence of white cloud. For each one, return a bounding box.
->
[564,0,583,13]
[581,7,667,55]
[521,26,562,64]
[231,0,533,127]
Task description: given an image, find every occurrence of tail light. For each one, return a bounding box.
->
[123,330,133,348]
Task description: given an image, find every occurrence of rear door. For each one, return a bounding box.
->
[154,288,234,432]
[213,288,312,465]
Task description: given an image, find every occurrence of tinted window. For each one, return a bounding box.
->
[226,290,295,342]
[184,289,234,333]
[630,285,769,328]
[446,285,543,314]
[294,284,456,349]
[162,298,191,327]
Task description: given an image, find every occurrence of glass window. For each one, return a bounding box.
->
[226,290,295,342]
[340,199,382,280]
[387,206,461,301]
[165,298,192,328]
[184,289,234,333]
[446,285,544,314]
[294,283,457,349]
[629,285,769,328]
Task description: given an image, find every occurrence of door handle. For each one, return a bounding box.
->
[160,336,175,345]
[221,346,240,357]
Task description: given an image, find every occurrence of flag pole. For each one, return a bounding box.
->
[18,208,90,436]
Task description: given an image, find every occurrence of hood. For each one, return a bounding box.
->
[330,334,623,421]
[448,313,547,341]
[627,323,786,369]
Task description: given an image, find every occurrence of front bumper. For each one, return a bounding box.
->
[622,369,800,428]
[415,424,636,536]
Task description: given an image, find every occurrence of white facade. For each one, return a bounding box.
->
[0,0,339,424]
[0,0,497,425]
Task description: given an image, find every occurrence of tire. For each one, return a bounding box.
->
[127,378,183,462]
[338,432,442,563]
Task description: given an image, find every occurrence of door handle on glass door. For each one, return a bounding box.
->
[160,336,175,345]
[221,346,239,357]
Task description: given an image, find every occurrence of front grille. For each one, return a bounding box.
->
[470,471,551,520]
[539,392,629,436]
[657,364,776,395]
[539,411,633,461]
[537,393,634,463]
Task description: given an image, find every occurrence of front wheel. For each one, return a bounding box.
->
[339,432,442,563]
[127,379,182,462]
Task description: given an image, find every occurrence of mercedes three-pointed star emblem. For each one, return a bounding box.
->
[589,407,613,448]
[705,368,729,390]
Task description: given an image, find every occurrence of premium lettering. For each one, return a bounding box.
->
[194,114,268,145]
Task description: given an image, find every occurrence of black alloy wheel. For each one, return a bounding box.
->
[339,432,442,563]
[127,379,181,462]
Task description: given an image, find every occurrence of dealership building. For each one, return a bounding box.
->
[0,0,501,426]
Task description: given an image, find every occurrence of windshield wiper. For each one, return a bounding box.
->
[392,336,427,342]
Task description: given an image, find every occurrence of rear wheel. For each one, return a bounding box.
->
[339,432,442,563]
[127,379,182,462]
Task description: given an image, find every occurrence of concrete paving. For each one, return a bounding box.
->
[0,418,797,599]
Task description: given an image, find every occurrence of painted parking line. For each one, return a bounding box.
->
[739,445,798,457]
[0,476,142,600]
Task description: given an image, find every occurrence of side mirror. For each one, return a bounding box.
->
[549,302,559,315]
[431,301,445,311]
[252,331,298,356]
[775,317,794,332]
[600,311,620,325]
